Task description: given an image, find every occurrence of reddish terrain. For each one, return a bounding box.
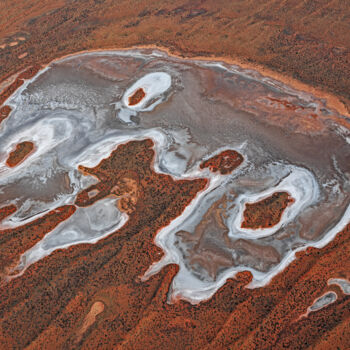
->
[241,191,294,229]
[0,1,349,116]
[0,65,41,106]
[6,141,34,167]
[0,105,12,125]
[128,88,146,106]
[0,204,76,277]
[0,140,348,349]
[0,1,349,349]
[0,65,41,125]
[200,149,244,175]
[0,204,17,223]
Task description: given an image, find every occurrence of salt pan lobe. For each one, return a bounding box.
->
[116,71,172,123]
[231,167,319,239]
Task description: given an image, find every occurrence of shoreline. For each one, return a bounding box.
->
[1,45,349,119]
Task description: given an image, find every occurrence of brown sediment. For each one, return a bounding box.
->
[76,301,105,343]
[176,195,233,280]
[0,105,11,125]
[200,149,244,175]
[128,88,146,106]
[266,96,305,112]
[232,239,281,271]
[255,96,329,134]
[6,141,34,167]
[0,139,348,349]
[0,204,16,223]
[177,193,282,276]
[18,52,28,59]
[241,191,295,229]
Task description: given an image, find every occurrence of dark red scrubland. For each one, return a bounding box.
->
[200,149,244,175]
[128,88,146,106]
[6,141,35,167]
[241,191,295,229]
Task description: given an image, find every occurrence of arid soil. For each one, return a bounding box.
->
[6,141,34,167]
[0,204,17,223]
[0,65,41,125]
[0,1,349,349]
[200,150,244,175]
[0,139,348,349]
[0,105,12,125]
[241,191,294,229]
[0,0,350,115]
[128,88,146,106]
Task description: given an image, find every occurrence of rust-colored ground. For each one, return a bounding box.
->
[200,150,244,175]
[0,1,349,349]
[6,140,34,167]
[241,191,294,229]
[0,205,76,276]
[0,204,16,223]
[0,140,348,349]
[0,65,41,106]
[0,105,12,125]
[128,88,146,106]
[0,65,41,125]
[0,0,349,115]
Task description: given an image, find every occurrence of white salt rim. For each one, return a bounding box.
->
[122,72,172,110]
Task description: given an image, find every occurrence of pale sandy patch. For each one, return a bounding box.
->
[18,52,28,59]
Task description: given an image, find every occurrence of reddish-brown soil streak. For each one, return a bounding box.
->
[0,204,16,223]
[0,205,76,276]
[200,149,244,175]
[128,88,146,106]
[0,140,348,349]
[0,105,12,125]
[241,191,294,229]
[0,65,41,125]
[6,140,34,167]
[0,78,23,106]
[0,65,41,106]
